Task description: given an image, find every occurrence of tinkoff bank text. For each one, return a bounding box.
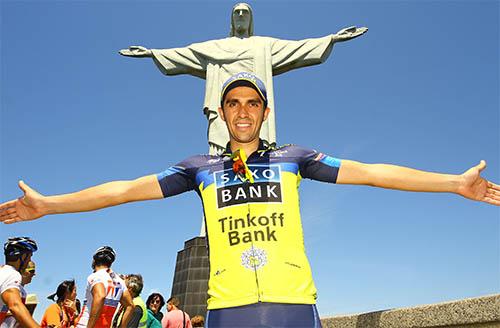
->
[219,212,285,246]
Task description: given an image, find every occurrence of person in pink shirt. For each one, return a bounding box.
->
[161,297,191,328]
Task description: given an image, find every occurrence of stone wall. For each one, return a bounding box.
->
[321,294,499,328]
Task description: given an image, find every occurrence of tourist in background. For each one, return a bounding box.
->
[41,280,78,328]
[190,316,204,328]
[161,297,191,328]
[113,274,148,328]
[146,293,165,323]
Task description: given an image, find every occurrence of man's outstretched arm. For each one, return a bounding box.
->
[0,175,163,224]
[337,160,500,206]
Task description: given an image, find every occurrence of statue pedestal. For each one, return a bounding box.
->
[171,236,209,317]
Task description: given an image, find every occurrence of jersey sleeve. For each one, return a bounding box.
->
[88,272,106,289]
[156,157,198,198]
[294,145,341,183]
[0,271,22,294]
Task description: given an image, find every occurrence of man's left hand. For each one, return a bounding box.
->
[458,160,500,205]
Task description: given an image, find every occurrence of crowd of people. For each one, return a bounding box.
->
[0,237,205,328]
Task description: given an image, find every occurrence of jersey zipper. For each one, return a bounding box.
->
[244,182,262,302]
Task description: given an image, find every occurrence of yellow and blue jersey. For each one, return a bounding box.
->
[157,140,341,310]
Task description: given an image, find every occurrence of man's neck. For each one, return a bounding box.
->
[229,139,260,157]
[5,261,20,271]
[94,265,109,272]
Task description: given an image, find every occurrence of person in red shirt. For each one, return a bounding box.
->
[161,298,191,328]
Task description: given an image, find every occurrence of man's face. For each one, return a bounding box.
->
[218,86,270,145]
[232,4,251,34]
[21,259,35,285]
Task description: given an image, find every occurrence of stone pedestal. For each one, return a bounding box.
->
[171,236,209,317]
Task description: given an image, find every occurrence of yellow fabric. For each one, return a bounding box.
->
[133,297,148,328]
[202,170,316,309]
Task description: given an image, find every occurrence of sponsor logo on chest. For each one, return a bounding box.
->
[213,165,282,208]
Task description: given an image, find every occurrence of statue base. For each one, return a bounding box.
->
[171,236,209,317]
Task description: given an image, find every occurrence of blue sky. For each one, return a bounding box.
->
[1,0,499,320]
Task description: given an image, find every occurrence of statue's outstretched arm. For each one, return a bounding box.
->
[332,26,368,43]
[119,45,153,57]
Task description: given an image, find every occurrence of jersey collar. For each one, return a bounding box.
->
[223,139,270,158]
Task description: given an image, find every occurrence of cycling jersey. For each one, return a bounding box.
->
[0,265,26,325]
[76,268,125,328]
[157,141,341,310]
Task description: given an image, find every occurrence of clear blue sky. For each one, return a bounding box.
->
[1,0,498,320]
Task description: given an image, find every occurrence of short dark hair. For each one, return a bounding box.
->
[167,296,180,308]
[5,253,23,263]
[92,257,113,268]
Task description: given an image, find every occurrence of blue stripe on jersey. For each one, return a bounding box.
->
[196,170,214,190]
[104,299,120,307]
[278,162,299,174]
[319,155,341,168]
[157,166,185,180]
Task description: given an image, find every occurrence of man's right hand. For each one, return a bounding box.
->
[119,46,153,57]
[0,181,47,224]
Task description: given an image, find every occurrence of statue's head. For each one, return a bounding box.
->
[230,3,254,38]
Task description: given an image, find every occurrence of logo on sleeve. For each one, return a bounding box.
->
[214,165,282,208]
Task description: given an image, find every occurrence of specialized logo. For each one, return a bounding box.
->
[241,246,267,270]
[214,165,282,208]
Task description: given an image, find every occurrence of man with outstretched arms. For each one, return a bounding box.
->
[0,73,499,326]
[76,246,134,328]
[0,237,40,328]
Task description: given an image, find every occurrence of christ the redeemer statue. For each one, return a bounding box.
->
[120,3,367,154]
